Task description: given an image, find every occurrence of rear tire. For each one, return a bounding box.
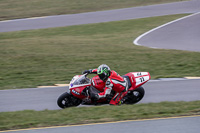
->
[124,86,145,104]
[57,92,81,108]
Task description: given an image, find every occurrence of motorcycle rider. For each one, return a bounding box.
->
[83,64,129,105]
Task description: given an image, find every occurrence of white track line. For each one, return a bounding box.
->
[133,12,200,46]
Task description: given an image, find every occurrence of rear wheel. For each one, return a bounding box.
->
[57,92,81,108]
[124,86,145,104]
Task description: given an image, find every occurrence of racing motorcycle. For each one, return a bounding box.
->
[57,72,150,108]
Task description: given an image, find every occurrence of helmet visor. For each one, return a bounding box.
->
[98,73,106,81]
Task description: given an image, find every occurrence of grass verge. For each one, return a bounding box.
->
[1,14,200,90]
[0,101,199,131]
[0,0,185,21]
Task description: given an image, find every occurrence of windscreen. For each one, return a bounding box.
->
[71,75,90,86]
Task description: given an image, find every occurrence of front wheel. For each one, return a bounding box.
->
[57,92,81,108]
[124,86,145,104]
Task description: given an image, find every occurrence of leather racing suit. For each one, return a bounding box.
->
[89,69,129,105]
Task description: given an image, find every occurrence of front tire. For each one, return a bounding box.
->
[57,92,81,108]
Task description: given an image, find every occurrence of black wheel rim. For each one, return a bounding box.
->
[62,98,69,107]
[133,91,141,101]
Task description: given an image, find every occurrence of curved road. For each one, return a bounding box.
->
[134,12,200,52]
[0,0,200,32]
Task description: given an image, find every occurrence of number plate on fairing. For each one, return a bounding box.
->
[135,76,150,86]
[132,72,150,86]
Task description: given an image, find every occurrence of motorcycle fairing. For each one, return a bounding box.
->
[69,74,91,99]
[70,85,90,99]
[124,72,151,90]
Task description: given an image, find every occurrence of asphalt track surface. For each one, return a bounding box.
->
[0,79,200,112]
[134,12,200,52]
[1,0,200,132]
[0,0,200,32]
[1,115,200,133]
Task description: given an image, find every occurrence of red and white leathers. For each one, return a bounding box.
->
[91,69,129,105]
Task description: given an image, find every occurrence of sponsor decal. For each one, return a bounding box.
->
[132,72,148,77]
[76,88,81,93]
[72,89,80,95]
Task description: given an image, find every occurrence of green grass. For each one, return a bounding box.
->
[0,14,200,90]
[0,101,199,131]
[0,0,185,21]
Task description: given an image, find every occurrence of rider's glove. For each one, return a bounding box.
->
[82,69,92,74]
